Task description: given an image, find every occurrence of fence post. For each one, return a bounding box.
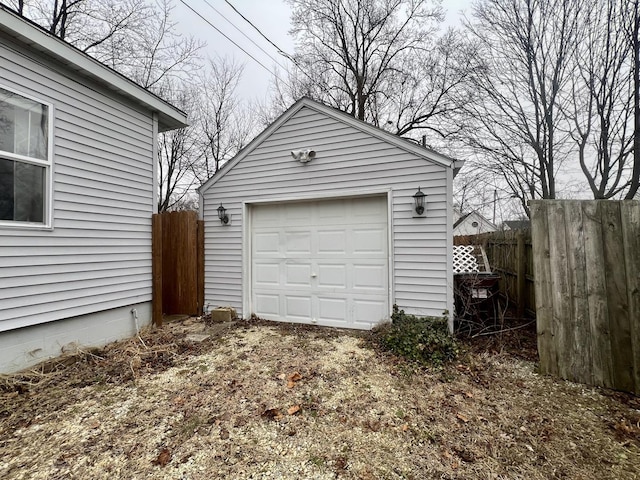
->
[517,230,526,319]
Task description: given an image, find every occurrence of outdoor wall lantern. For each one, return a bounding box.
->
[217,203,229,225]
[413,187,426,215]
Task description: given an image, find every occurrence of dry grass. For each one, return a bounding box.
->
[0,317,638,479]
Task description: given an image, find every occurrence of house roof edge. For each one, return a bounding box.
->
[0,5,188,131]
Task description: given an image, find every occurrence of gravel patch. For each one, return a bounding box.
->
[1,318,638,479]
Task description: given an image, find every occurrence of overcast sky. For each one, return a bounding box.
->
[174,0,470,102]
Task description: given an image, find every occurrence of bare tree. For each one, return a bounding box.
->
[624,0,640,199]
[463,0,581,216]
[108,0,203,93]
[156,85,201,212]
[193,56,255,182]
[8,0,151,52]
[378,27,482,141]
[9,0,203,99]
[565,0,634,199]
[285,0,475,140]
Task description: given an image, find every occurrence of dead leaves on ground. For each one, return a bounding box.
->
[259,371,303,421]
[287,405,301,415]
[285,371,302,388]
[152,447,171,467]
[261,405,302,421]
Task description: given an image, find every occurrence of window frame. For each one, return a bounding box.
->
[0,84,54,230]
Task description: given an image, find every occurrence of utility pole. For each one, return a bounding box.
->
[492,189,497,225]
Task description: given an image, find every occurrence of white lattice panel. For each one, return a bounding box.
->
[453,245,479,274]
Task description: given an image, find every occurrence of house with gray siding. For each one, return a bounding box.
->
[199,98,463,331]
[0,5,187,373]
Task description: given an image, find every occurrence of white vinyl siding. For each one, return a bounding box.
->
[0,35,155,332]
[202,104,453,321]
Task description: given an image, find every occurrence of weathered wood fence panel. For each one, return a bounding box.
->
[531,200,640,395]
[152,211,205,325]
[454,229,535,318]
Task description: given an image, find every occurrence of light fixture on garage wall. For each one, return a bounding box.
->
[217,203,229,225]
[413,187,426,215]
[291,149,316,163]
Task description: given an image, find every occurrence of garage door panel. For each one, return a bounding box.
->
[285,295,312,320]
[285,263,313,287]
[317,264,347,288]
[317,229,346,254]
[254,232,280,255]
[354,299,388,326]
[352,228,386,254]
[285,231,312,254]
[255,294,280,317]
[352,197,387,222]
[254,262,280,286]
[317,296,348,324]
[284,203,310,223]
[317,200,347,223]
[353,264,386,290]
[252,205,280,227]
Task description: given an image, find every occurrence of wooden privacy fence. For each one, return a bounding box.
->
[152,210,204,325]
[454,229,535,319]
[531,200,640,395]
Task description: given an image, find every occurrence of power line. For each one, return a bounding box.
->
[224,0,291,60]
[223,0,333,97]
[178,0,290,88]
[201,0,289,71]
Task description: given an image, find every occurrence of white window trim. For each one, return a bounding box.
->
[0,83,54,230]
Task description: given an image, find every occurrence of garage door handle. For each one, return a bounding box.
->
[311,273,317,278]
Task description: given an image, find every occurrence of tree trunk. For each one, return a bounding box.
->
[626,0,640,199]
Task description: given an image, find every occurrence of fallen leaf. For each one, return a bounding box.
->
[287,405,301,415]
[464,392,474,398]
[286,372,302,388]
[456,413,470,423]
[88,420,101,429]
[152,448,171,467]
[402,423,409,432]
[220,428,229,440]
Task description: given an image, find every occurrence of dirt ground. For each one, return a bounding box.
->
[0,317,639,480]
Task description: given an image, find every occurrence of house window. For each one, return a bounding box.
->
[0,86,51,226]
[471,221,479,228]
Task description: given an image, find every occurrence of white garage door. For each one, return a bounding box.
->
[251,196,389,329]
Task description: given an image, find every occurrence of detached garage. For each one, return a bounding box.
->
[198,98,463,330]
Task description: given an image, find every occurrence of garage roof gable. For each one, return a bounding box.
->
[199,97,463,194]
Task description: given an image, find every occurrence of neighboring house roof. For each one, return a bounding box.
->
[504,220,531,230]
[453,210,498,234]
[199,97,465,193]
[0,4,188,132]
[453,212,473,229]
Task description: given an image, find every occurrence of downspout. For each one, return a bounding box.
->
[152,112,159,214]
